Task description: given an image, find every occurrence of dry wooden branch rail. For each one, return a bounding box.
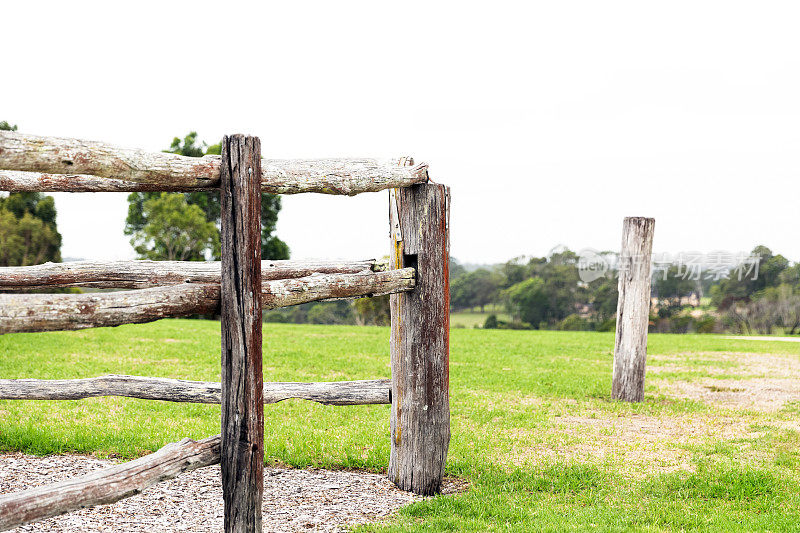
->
[0,375,391,405]
[0,435,220,532]
[260,268,414,309]
[0,132,428,195]
[0,284,220,334]
[612,217,655,402]
[0,170,216,192]
[0,268,415,334]
[0,258,383,290]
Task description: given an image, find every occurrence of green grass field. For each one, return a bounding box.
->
[2,321,800,531]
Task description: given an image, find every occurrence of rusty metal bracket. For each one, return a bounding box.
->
[390,188,403,243]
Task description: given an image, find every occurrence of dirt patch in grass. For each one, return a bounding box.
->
[508,412,759,475]
[649,352,800,411]
[653,378,800,412]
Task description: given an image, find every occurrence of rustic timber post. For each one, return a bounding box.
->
[220,135,263,531]
[388,181,451,496]
[611,217,655,402]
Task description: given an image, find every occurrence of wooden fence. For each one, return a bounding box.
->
[0,131,451,532]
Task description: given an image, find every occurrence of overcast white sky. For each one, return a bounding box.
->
[4,1,800,264]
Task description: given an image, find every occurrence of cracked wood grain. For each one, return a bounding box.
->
[0,269,415,334]
[0,375,390,405]
[0,259,382,290]
[388,183,451,496]
[611,217,655,402]
[0,132,428,195]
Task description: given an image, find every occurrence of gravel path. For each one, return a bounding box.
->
[0,453,439,532]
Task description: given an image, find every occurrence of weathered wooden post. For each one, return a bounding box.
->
[220,134,263,531]
[388,181,451,496]
[612,216,655,402]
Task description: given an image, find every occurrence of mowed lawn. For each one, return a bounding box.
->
[2,321,800,531]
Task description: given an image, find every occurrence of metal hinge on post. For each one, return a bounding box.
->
[390,188,403,243]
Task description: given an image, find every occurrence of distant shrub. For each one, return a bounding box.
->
[695,314,718,334]
[484,314,499,329]
[669,315,694,333]
[498,320,533,330]
[556,314,591,331]
[307,302,356,325]
[264,312,291,323]
[595,318,616,332]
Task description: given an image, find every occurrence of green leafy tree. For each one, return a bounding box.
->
[0,120,62,266]
[711,246,789,308]
[125,132,289,260]
[502,277,549,328]
[590,280,618,322]
[449,256,467,282]
[451,268,501,311]
[129,193,219,261]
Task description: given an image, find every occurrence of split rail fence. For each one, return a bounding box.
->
[0,131,451,532]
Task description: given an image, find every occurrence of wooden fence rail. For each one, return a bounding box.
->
[0,130,451,531]
[0,435,221,532]
[0,132,428,195]
[0,268,415,334]
[0,375,390,405]
[0,258,383,290]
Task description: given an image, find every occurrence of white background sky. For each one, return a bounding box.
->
[4,1,800,264]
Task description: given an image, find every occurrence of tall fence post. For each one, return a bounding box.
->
[388,181,451,496]
[612,216,655,402]
[220,134,264,531]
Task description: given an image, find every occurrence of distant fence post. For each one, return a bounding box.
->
[612,216,655,402]
[388,180,451,496]
[220,134,264,531]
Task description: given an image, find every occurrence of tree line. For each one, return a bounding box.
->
[451,245,800,335]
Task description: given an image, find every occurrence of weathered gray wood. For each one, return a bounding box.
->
[612,217,655,402]
[0,375,390,405]
[0,170,216,192]
[388,183,451,496]
[0,258,382,290]
[0,269,415,334]
[0,284,220,334]
[0,435,220,532]
[0,132,428,195]
[220,134,263,532]
[260,268,415,309]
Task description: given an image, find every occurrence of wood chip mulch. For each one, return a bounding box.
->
[0,453,464,532]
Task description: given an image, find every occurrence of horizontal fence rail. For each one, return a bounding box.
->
[0,258,383,290]
[0,268,416,333]
[0,435,220,531]
[0,132,428,195]
[0,169,217,192]
[0,375,390,405]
